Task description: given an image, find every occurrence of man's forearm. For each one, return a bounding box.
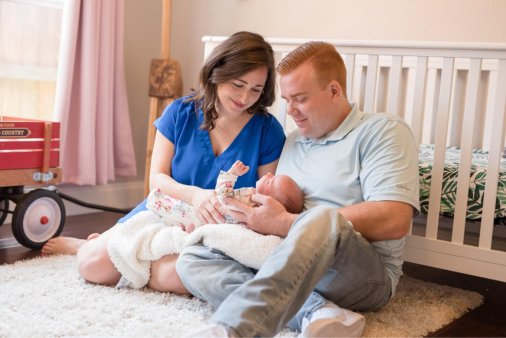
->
[266,201,413,240]
[338,201,413,241]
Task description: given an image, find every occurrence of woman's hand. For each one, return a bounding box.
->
[192,189,226,224]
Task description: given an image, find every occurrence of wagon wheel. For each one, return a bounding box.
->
[12,189,66,250]
[0,197,9,227]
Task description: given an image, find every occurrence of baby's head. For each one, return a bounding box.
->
[256,173,304,213]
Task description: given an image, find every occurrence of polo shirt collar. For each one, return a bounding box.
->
[295,103,363,144]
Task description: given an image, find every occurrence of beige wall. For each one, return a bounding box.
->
[124,0,162,177]
[124,0,506,179]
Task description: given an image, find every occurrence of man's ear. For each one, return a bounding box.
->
[330,81,341,98]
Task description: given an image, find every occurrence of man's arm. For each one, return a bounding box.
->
[224,195,413,241]
[338,200,413,241]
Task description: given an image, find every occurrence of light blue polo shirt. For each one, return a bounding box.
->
[276,103,420,295]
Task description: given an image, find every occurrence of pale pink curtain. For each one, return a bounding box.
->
[54,0,136,185]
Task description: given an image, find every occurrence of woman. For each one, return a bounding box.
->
[42,31,285,294]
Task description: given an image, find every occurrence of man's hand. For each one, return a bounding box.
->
[223,194,298,237]
[192,189,226,224]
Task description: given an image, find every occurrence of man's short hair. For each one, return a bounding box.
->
[276,41,347,97]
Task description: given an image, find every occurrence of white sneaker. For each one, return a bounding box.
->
[182,323,230,338]
[299,301,365,337]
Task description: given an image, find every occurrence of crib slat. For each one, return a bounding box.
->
[452,59,482,244]
[345,54,356,99]
[274,51,290,131]
[387,56,403,115]
[410,57,428,146]
[480,59,506,249]
[203,42,219,61]
[363,55,379,113]
[426,57,455,239]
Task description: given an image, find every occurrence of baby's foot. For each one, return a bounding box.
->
[87,233,100,240]
[41,236,87,256]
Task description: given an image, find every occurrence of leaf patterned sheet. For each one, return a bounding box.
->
[419,144,506,220]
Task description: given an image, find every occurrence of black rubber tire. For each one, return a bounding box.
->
[12,189,66,250]
[0,198,8,226]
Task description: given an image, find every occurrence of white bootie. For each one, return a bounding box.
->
[299,301,366,337]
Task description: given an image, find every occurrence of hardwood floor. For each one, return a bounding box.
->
[1,211,505,337]
[403,263,506,337]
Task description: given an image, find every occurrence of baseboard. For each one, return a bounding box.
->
[58,180,145,216]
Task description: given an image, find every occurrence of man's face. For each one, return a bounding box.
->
[280,61,339,139]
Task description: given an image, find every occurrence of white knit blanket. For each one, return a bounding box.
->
[107,211,282,289]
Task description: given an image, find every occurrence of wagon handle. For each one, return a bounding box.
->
[40,122,52,181]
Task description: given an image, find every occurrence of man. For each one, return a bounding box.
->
[177,41,420,337]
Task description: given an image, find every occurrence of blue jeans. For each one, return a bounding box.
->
[176,206,392,337]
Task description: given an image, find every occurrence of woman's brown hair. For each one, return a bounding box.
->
[188,31,276,130]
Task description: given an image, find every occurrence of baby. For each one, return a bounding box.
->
[147,160,304,231]
[109,160,304,289]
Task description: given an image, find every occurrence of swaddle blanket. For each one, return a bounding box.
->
[107,210,282,289]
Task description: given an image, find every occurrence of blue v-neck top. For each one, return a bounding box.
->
[119,96,285,223]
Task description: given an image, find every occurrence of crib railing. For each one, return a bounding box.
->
[203,37,506,282]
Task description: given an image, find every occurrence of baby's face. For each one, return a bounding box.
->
[256,172,276,196]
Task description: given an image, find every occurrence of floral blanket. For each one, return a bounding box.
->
[418,144,506,221]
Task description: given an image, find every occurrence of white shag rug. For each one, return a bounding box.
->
[0,255,483,337]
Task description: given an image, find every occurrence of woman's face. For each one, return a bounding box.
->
[216,66,268,116]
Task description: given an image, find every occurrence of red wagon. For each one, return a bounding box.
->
[0,117,65,249]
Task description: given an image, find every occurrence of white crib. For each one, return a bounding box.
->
[203,36,506,283]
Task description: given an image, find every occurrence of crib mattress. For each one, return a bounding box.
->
[419,144,506,221]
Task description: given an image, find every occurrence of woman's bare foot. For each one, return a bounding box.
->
[41,236,89,255]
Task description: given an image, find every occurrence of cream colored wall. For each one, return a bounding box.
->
[124,0,162,177]
[124,0,506,179]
